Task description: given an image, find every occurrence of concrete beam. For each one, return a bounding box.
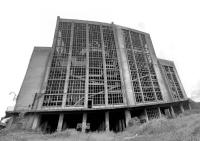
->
[57,113,64,132]
[125,110,131,127]
[82,113,87,132]
[105,111,110,132]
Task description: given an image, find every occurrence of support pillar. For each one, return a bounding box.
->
[180,103,185,113]
[158,107,162,118]
[170,106,176,118]
[188,102,192,110]
[105,111,110,132]
[82,113,87,132]
[125,110,131,127]
[32,114,40,130]
[57,113,64,132]
[144,108,149,122]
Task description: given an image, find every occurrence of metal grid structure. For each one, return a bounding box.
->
[102,26,124,104]
[122,29,163,103]
[66,23,87,106]
[42,22,124,107]
[88,24,105,105]
[163,65,184,101]
[43,22,72,107]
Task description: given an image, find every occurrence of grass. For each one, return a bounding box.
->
[0,109,200,141]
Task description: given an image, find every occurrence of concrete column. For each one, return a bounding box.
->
[144,108,149,122]
[6,117,14,129]
[57,113,64,132]
[158,107,162,118]
[188,102,192,110]
[180,103,185,113]
[125,110,131,127]
[105,111,110,132]
[32,114,40,130]
[82,113,87,132]
[170,106,176,118]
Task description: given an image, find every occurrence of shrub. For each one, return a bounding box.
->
[128,117,141,127]
[137,117,176,135]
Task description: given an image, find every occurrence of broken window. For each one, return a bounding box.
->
[122,29,163,104]
[88,24,105,105]
[163,65,184,100]
[43,22,72,107]
[66,23,87,107]
[43,95,63,107]
[103,26,124,105]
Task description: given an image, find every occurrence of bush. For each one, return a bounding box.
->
[128,117,141,127]
[137,117,176,135]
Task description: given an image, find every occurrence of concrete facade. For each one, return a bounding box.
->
[9,17,190,133]
[15,47,51,111]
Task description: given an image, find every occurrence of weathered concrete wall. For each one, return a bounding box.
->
[115,26,135,105]
[15,47,51,111]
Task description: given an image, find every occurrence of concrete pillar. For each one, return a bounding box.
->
[82,113,87,132]
[144,108,149,122]
[180,103,185,113]
[188,102,192,110]
[158,107,162,118]
[32,114,40,130]
[6,117,14,129]
[170,106,176,118]
[105,111,110,132]
[57,113,64,132]
[125,110,131,127]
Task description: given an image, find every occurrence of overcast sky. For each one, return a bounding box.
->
[0,0,200,118]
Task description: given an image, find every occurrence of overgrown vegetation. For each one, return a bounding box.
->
[1,104,200,141]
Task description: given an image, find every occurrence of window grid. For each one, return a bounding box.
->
[102,26,123,105]
[65,94,84,106]
[88,24,105,105]
[123,29,143,103]
[122,29,163,103]
[163,65,184,100]
[42,95,63,107]
[66,23,87,106]
[43,22,72,107]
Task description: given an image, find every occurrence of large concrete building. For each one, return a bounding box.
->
[7,17,191,133]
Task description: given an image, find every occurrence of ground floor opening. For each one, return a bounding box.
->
[32,101,191,133]
[39,114,59,133]
[109,110,126,132]
[62,113,83,131]
[87,111,105,132]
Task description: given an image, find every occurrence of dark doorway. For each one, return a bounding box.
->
[109,110,126,132]
[62,113,83,131]
[39,114,59,133]
[87,111,105,132]
[130,108,146,123]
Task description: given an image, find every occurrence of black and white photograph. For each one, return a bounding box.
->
[0,0,200,140]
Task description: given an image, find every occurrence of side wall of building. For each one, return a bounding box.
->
[158,59,188,100]
[15,47,51,111]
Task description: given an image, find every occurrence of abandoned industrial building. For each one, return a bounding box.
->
[6,17,191,133]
